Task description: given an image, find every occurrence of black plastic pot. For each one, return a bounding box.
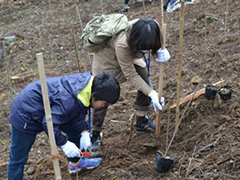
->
[218,85,232,101]
[205,85,218,100]
[155,151,175,173]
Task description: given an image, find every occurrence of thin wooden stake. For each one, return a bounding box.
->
[155,0,167,140]
[48,0,52,11]
[142,0,146,16]
[175,0,185,130]
[224,0,229,32]
[126,111,136,150]
[36,53,62,180]
[3,42,13,102]
[75,0,83,32]
[71,23,82,72]
[100,0,104,14]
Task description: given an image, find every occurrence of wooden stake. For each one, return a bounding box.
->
[175,0,185,130]
[36,53,62,180]
[155,0,167,140]
[3,42,13,102]
[142,0,146,16]
[75,0,83,32]
[100,0,104,14]
[126,111,136,150]
[48,0,52,11]
[71,23,82,72]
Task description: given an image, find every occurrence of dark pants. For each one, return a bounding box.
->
[91,64,151,132]
[7,123,80,179]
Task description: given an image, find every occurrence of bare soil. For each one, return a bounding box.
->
[0,0,240,179]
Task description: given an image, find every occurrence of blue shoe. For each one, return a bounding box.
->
[68,156,102,174]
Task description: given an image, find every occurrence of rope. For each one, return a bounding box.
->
[34,152,72,180]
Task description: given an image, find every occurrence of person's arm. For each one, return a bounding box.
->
[71,106,92,151]
[41,114,67,146]
[71,106,89,133]
[114,33,152,96]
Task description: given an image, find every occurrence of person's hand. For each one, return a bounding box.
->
[160,96,165,108]
[61,141,80,158]
[80,131,92,152]
[155,48,170,62]
[148,90,164,112]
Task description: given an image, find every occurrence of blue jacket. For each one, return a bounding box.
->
[9,72,92,146]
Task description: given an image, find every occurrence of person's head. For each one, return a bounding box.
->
[127,18,162,58]
[91,71,120,109]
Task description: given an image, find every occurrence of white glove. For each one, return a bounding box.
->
[148,90,163,112]
[61,141,80,158]
[155,48,170,62]
[160,96,165,108]
[80,132,92,151]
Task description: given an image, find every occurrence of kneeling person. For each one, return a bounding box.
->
[7,71,120,178]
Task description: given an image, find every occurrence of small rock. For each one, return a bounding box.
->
[26,166,35,175]
[191,76,202,85]
[112,104,122,110]
[129,90,137,97]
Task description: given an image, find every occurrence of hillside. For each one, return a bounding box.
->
[0,0,239,179]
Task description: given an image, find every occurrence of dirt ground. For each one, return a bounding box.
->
[0,0,240,179]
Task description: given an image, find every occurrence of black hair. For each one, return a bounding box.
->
[92,71,120,104]
[127,18,162,58]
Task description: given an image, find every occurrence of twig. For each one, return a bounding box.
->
[0,162,8,167]
[216,158,227,165]
[193,137,220,156]
[157,150,165,158]
[3,42,13,102]
[185,146,196,177]
[126,111,136,150]
[216,158,229,166]
[186,161,204,176]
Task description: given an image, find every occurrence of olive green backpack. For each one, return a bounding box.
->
[81,14,130,53]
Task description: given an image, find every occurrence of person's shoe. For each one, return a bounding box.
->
[90,131,102,150]
[119,4,130,13]
[134,115,156,132]
[165,0,181,12]
[163,0,170,10]
[68,156,102,174]
[133,0,143,4]
[166,0,195,12]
